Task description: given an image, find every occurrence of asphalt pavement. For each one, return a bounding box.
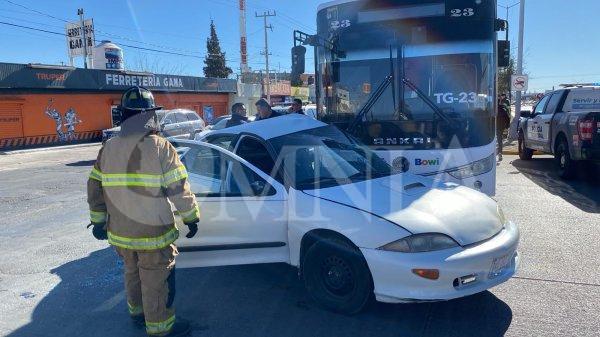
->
[0,146,598,337]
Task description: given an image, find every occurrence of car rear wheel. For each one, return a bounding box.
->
[555,138,577,179]
[303,238,373,314]
[518,130,533,160]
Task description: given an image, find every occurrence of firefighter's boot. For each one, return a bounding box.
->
[147,319,191,337]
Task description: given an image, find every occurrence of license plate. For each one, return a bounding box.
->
[488,253,511,279]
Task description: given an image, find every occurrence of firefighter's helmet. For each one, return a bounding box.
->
[121,86,162,112]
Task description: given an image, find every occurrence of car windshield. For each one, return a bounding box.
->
[212,118,230,130]
[269,125,395,190]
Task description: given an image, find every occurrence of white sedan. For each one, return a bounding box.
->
[174,114,520,314]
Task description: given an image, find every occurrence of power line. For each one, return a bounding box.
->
[1,0,214,58]
[2,0,68,22]
[0,21,237,61]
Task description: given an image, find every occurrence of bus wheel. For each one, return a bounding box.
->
[518,130,533,160]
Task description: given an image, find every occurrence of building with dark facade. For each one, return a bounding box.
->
[0,62,236,149]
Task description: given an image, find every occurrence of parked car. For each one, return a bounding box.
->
[518,86,600,179]
[102,108,205,143]
[174,114,520,314]
[191,115,232,140]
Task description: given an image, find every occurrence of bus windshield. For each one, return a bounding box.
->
[316,0,496,150]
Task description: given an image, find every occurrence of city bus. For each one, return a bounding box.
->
[293,0,504,196]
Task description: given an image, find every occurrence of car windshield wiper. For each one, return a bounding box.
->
[348,171,386,180]
[296,176,349,188]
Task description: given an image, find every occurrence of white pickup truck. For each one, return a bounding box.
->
[518,86,600,179]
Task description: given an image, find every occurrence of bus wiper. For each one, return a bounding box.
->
[401,78,457,127]
[347,75,393,134]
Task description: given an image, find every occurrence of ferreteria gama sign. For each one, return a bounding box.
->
[0,63,237,93]
[105,73,184,89]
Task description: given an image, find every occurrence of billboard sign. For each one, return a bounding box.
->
[66,19,95,57]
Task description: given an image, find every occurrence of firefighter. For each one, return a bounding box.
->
[87,86,199,337]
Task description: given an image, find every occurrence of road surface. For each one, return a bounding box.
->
[0,146,598,337]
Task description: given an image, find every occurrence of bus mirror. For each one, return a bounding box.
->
[291,45,307,78]
[498,40,510,68]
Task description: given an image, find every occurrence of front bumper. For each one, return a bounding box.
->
[361,221,520,303]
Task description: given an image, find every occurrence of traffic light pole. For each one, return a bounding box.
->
[509,0,525,140]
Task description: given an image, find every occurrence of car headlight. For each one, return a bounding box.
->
[379,233,459,253]
[447,154,495,179]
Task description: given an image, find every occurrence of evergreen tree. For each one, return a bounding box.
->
[203,21,232,78]
[498,58,515,96]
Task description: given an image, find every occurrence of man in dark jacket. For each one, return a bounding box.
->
[254,98,282,121]
[225,103,248,128]
[289,98,305,114]
[496,94,511,161]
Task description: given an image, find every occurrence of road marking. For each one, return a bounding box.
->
[93,289,126,312]
[513,276,600,287]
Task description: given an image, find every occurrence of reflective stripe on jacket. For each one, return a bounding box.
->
[87,131,199,251]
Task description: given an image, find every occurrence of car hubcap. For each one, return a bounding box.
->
[561,152,566,167]
[321,255,354,296]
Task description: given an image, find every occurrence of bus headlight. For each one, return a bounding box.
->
[447,154,495,179]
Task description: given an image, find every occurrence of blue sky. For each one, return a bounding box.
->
[0,0,598,92]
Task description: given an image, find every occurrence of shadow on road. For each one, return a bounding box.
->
[8,250,513,337]
[65,160,96,167]
[6,248,141,337]
[511,157,599,213]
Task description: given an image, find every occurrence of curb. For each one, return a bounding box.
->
[0,142,101,155]
[501,149,544,156]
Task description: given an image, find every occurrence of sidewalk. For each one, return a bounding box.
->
[0,142,101,155]
[502,139,519,155]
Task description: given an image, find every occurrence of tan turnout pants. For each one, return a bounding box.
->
[115,244,178,336]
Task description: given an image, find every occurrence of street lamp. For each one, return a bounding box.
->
[498,2,519,41]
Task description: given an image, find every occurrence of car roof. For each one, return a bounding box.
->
[208,113,327,140]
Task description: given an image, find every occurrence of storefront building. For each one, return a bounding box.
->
[0,63,236,150]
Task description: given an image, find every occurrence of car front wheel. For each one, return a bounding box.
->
[303,238,373,314]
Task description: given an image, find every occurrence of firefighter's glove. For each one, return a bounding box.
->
[87,222,108,240]
[184,221,198,238]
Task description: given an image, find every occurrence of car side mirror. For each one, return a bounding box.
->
[250,180,266,196]
[520,110,532,118]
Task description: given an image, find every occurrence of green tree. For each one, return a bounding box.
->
[498,58,515,96]
[203,21,232,78]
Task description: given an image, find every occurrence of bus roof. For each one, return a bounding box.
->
[317,0,358,12]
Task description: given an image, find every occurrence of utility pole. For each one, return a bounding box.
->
[239,0,249,74]
[509,0,525,140]
[78,8,89,69]
[256,10,276,103]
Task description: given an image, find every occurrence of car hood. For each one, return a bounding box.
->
[302,174,504,246]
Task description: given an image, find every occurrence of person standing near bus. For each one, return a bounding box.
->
[254,98,282,121]
[226,103,248,128]
[289,98,305,115]
[497,94,511,161]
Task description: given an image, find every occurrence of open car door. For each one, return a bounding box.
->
[175,142,289,268]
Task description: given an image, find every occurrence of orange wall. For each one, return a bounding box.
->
[1,91,230,140]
